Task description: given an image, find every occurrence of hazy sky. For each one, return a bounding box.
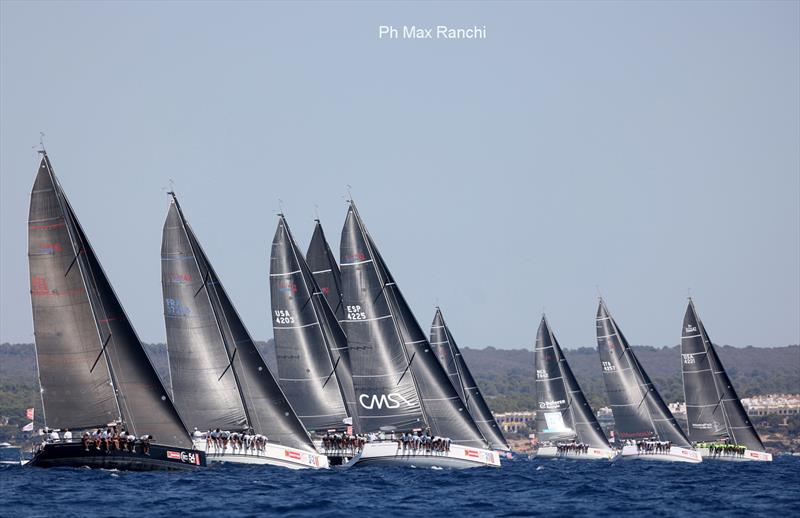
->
[1,1,798,350]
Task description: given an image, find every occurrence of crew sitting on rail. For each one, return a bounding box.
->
[634,440,672,454]
[555,442,590,455]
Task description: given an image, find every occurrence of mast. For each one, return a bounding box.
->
[432,308,508,450]
[596,299,691,447]
[682,300,765,450]
[270,214,354,432]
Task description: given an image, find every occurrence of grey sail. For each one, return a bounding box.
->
[306,220,345,323]
[29,154,191,447]
[596,300,691,447]
[340,202,486,447]
[536,316,610,448]
[681,300,765,451]
[163,196,316,452]
[162,204,248,432]
[270,215,356,432]
[431,308,509,450]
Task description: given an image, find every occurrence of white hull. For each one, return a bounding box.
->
[193,439,328,469]
[342,442,501,469]
[697,447,773,462]
[536,445,620,461]
[621,445,702,463]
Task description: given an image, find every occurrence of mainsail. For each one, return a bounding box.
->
[430,308,509,450]
[306,220,345,322]
[681,299,765,451]
[596,299,691,447]
[161,195,315,452]
[270,215,357,431]
[535,316,610,448]
[28,153,191,447]
[340,202,486,447]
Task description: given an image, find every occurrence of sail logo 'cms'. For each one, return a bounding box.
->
[359,393,412,410]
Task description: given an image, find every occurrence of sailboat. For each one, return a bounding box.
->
[338,201,499,468]
[270,215,358,437]
[161,194,327,469]
[27,152,204,470]
[596,299,701,463]
[534,315,618,460]
[306,219,345,323]
[681,299,772,461]
[429,307,510,452]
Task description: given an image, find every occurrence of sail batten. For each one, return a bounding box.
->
[430,308,509,450]
[29,154,191,447]
[681,300,765,451]
[596,300,691,447]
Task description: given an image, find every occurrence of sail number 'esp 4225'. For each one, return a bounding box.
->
[346,305,366,320]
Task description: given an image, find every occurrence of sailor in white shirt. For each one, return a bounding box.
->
[49,429,60,442]
[63,429,72,442]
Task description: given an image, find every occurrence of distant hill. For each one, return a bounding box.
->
[1,342,798,420]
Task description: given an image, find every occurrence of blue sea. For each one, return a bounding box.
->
[2,456,799,517]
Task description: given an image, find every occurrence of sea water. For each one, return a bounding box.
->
[2,455,798,516]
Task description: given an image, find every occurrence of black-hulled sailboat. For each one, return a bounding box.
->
[681,299,772,461]
[339,201,499,468]
[306,219,345,323]
[161,194,326,469]
[534,315,617,460]
[430,307,510,452]
[27,152,204,470]
[596,299,701,463]
[270,215,358,438]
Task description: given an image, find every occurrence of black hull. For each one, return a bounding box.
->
[27,442,205,471]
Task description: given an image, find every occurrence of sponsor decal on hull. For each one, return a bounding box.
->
[167,450,201,465]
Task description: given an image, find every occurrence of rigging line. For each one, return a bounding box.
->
[321,356,341,389]
[396,352,416,386]
[194,271,210,297]
[217,347,238,382]
[89,334,113,374]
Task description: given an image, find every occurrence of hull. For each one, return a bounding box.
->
[194,439,328,469]
[536,445,619,461]
[697,447,773,462]
[343,441,501,469]
[621,445,702,463]
[26,442,205,471]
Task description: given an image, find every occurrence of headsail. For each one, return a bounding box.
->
[431,308,509,450]
[29,154,191,447]
[306,220,345,322]
[536,316,610,448]
[596,300,691,447]
[681,300,765,451]
[340,202,486,447]
[270,215,357,431]
[161,195,316,452]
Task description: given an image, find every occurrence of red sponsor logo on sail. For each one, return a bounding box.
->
[464,449,479,458]
[343,252,365,262]
[169,273,192,284]
[31,276,50,296]
[321,287,330,295]
[284,450,302,460]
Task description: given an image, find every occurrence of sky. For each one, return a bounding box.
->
[1,1,798,350]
